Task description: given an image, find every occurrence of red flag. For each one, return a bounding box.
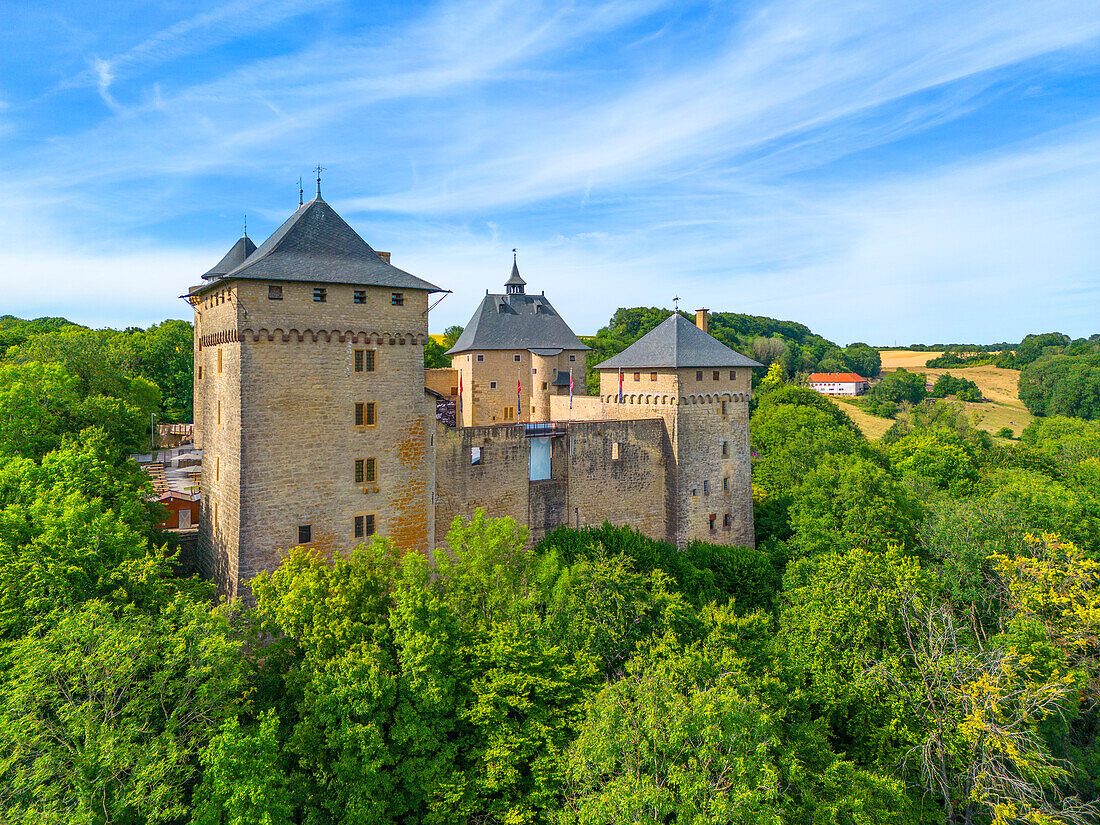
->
[517,376,522,420]
[618,368,623,403]
[569,368,574,410]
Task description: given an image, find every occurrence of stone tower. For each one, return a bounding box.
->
[446,259,588,426]
[594,311,760,547]
[187,192,443,601]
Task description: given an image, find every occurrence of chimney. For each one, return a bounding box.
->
[376,251,391,264]
[695,308,709,334]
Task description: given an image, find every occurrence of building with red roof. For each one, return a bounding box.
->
[808,372,870,396]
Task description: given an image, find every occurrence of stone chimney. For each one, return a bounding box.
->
[695,308,710,334]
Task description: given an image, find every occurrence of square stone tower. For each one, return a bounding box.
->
[446,258,588,426]
[594,311,761,547]
[187,192,443,601]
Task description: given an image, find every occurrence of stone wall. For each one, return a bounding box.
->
[452,347,586,426]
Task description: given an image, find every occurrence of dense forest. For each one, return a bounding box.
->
[2,315,1100,823]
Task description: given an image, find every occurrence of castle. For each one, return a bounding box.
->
[187,189,760,601]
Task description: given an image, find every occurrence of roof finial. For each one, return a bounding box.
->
[298,177,304,207]
[513,247,517,265]
[673,296,680,313]
[315,164,324,198]
[243,214,247,239]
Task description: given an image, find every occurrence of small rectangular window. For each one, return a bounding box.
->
[721,401,728,416]
[611,442,621,460]
[298,524,312,544]
[314,287,326,302]
[542,382,547,391]
[723,513,731,530]
[391,292,403,306]
[355,459,364,484]
[651,372,657,381]
[532,368,537,375]
[365,458,375,482]
[354,515,364,538]
[218,349,223,373]
[197,365,203,380]
[722,441,729,457]
[633,372,641,381]
[217,399,221,425]
[514,354,521,362]
[215,456,220,482]
[364,514,375,536]
[471,446,482,465]
[364,350,375,372]
[569,355,576,362]
[503,407,515,421]
[723,476,729,491]
[729,370,736,380]
[477,354,485,362]
[713,371,720,381]
[354,350,364,372]
[703,479,709,494]
[490,381,497,389]
[696,370,703,381]
[353,289,366,304]
[354,403,364,426]
[268,285,283,300]
[365,402,376,426]
[709,514,716,531]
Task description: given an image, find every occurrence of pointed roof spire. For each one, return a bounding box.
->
[243,214,248,239]
[202,234,257,280]
[298,177,304,207]
[594,312,763,370]
[314,164,325,199]
[506,248,526,294]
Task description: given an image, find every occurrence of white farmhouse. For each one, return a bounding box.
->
[809,372,870,396]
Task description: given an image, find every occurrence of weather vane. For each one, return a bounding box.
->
[297,177,303,206]
[673,296,680,313]
[314,165,325,197]
[243,214,247,239]
[513,248,517,265]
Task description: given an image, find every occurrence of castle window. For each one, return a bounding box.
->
[354,350,364,372]
[298,524,312,545]
[651,372,657,381]
[364,458,375,482]
[217,400,221,426]
[313,288,327,302]
[354,514,376,539]
[215,456,220,482]
[471,447,482,465]
[477,354,485,362]
[703,480,709,494]
[709,514,717,532]
[723,513,731,530]
[354,459,364,484]
[542,382,547,391]
[197,366,202,380]
[353,289,366,304]
[217,349,223,373]
[722,441,729,457]
[354,403,364,426]
[723,476,729,491]
[713,371,720,381]
[364,350,375,372]
[612,442,621,460]
[633,372,640,382]
[514,354,521,362]
[569,355,576,362]
[391,292,404,306]
[365,402,376,426]
[730,370,736,380]
[532,368,537,375]
[692,487,697,497]
[268,285,283,300]
[696,370,703,381]
[490,381,497,389]
[721,401,728,416]
[502,407,515,421]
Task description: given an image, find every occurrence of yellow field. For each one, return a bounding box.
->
[828,397,895,440]
[864,350,1032,441]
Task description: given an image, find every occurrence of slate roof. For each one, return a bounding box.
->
[194,196,441,293]
[594,313,763,370]
[202,235,257,279]
[505,261,526,287]
[446,291,589,354]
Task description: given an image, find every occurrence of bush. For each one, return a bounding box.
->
[930,373,983,402]
[996,427,1014,439]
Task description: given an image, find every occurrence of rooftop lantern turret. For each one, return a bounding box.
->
[505,249,526,295]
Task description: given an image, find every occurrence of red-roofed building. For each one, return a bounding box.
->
[809,372,869,396]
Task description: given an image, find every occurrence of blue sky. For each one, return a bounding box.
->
[1,0,1098,345]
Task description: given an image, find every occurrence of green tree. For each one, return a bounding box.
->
[442,325,464,349]
[424,336,451,368]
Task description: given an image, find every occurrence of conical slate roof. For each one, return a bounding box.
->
[205,196,441,292]
[202,235,257,279]
[505,261,526,287]
[594,313,762,370]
